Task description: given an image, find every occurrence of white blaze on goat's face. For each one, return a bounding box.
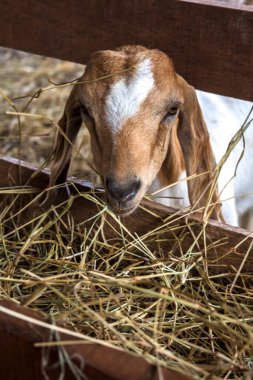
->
[105,58,154,133]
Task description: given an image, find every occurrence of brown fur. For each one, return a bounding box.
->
[176,75,220,217]
[158,120,185,186]
[49,84,82,188]
[49,45,221,219]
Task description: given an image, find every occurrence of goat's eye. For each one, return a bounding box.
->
[163,106,179,122]
[167,106,179,116]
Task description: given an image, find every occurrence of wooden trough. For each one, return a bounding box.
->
[0,1,253,379]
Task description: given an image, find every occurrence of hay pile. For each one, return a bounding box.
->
[1,47,253,380]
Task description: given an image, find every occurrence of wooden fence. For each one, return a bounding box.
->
[1,0,253,100]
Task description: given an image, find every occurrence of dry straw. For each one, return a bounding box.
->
[0,48,253,379]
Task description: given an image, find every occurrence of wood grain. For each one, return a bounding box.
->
[0,0,252,100]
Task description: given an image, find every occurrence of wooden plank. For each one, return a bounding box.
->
[0,299,191,380]
[0,329,101,380]
[0,155,253,273]
[0,0,252,100]
[0,330,47,380]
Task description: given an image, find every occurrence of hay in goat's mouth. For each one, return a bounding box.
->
[1,183,253,380]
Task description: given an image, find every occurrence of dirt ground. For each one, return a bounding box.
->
[0,46,99,183]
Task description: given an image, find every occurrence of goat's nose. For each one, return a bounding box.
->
[105,176,141,202]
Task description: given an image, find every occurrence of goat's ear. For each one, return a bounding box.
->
[49,85,82,189]
[176,75,221,219]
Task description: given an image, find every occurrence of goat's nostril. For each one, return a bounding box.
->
[105,177,141,202]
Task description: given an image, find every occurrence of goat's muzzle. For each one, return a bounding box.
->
[105,176,141,215]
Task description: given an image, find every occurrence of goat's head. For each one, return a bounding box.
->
[50,45,220,217]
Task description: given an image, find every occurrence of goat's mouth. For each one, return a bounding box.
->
[104,176,143,216]
[111,205,137,216]
[105,195,139,216]
[106,201,138,216]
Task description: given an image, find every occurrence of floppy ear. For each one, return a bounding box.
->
[176,75,221,219]
[49,85,82,189]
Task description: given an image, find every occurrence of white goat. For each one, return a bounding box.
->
[49,46,253,227]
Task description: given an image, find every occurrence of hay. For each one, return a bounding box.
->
[1,181,253,379]
[1,46,253,379]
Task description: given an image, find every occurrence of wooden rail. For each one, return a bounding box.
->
[1,0,253,101]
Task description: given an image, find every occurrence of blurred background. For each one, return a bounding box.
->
[0,46,100,183]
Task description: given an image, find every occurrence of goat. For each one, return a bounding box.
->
[49,45,253,227]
